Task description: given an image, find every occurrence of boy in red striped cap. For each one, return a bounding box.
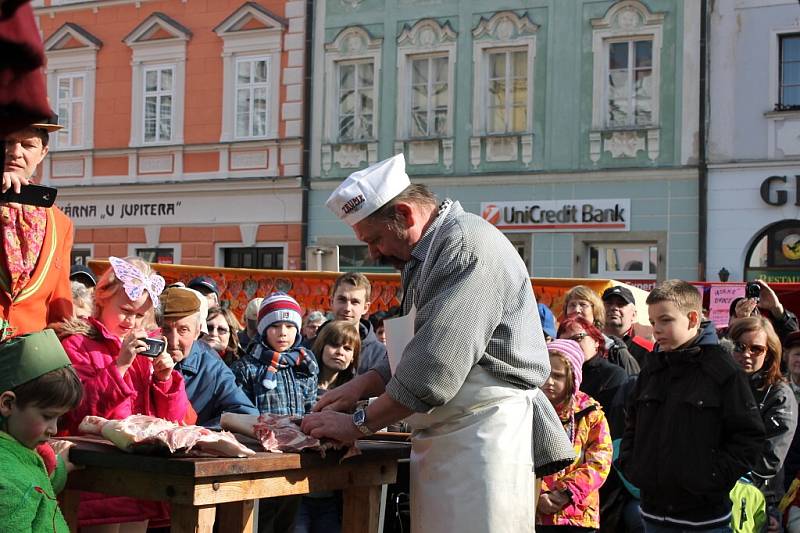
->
[231,292,319,532]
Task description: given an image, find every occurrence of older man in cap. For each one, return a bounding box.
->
[601,285,653,367]
[0,115,74,339]
[302,154,572,533]
[159,287,257,427]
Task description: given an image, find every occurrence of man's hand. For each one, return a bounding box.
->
[312,378,363,412]
[1,170,28,194]
[301,410,361,444]
[756,280,784,317]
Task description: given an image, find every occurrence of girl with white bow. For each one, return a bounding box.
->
[55,256,189,533]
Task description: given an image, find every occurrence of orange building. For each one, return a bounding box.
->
[35,0,308,269]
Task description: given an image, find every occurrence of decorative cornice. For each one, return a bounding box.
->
[472,11,538,41]
[397,18,456,48]
[44,22,102,51]
[213,1,287,36]
[123,12,192,45]
[326,26,382,55]
[591,0,665,31]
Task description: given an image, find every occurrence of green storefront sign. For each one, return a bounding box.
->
[746,269,800,283]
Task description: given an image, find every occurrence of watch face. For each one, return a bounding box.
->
[353,408,366,426]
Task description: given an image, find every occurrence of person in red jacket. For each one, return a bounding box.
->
[1,116,73,339]
[55,256,188,532]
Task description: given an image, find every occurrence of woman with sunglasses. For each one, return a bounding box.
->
[204,306,242,366]
[729,316,798,532]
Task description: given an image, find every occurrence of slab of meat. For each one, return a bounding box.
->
[220,413,360,459]
[78,415,254,457]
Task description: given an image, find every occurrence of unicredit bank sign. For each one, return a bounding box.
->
[480,199,631,233]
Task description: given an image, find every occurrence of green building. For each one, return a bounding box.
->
[307,0,700,288]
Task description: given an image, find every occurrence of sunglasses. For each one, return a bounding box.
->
[207,325,230,335]
[733,341,767,357]
[567,332,588,342]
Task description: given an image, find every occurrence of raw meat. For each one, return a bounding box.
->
[78,415,255,457]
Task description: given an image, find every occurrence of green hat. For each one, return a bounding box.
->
[0,330,72,392]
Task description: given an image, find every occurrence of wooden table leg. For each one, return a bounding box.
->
[342,485,382,533]
[170,504,217,533]
[216,499,255,533]
[60,490,80,533]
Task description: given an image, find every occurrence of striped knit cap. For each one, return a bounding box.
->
[257,292,303,336]
[546,339,585,392]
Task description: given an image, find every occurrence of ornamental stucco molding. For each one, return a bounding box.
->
[472,11,538,41]
[397,18,456,49]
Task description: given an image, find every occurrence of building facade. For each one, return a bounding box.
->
[707,0,800,283]
[35,0,308,269]
[307,0,701,287]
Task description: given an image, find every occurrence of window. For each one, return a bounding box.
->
[55,73,85,149]
[339,245,395,273]
[70,248,91,266]
[224,247,283,269]
[143,66,174,143]
[486,49,528,134]
[504,234,531,273]
[337,61,375,141]
[588,243,657,279]
[409,55,449,138]
[235,57,270,139]
[136,247,174,264]
[779,34,800,110]
[607,39,653,128]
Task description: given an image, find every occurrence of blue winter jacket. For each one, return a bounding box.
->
[175,340,258,427]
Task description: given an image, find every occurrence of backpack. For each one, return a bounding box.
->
[730,477,767,533]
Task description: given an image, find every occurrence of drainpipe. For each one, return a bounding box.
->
[299,0,314,270]
[698,0,709,281]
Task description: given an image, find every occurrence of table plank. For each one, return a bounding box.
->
[342,485,382,533]
[171,504,216,533]
[215,500,255,533]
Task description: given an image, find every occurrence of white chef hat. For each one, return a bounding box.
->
[325,153,411,226]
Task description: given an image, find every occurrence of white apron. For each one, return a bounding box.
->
[384,202,536,533]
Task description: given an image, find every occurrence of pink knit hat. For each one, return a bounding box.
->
[546,339,585,392]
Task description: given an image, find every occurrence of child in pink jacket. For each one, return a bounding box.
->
[57,257,188,532]
[537,339,613,533]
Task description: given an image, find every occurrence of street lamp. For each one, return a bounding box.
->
[718,267,730,282]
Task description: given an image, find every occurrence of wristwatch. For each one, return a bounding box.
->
[352,407,374,436]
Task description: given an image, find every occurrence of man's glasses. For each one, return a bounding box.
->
[207,325,230,335]
[733,341,767,357]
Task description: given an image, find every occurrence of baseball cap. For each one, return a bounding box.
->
[602,286,635,305]
[188,276,219,296]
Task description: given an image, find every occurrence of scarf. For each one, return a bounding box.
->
[252,341,319,390]
[0,204,46,297]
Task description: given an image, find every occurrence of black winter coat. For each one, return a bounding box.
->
[619,323,765,527]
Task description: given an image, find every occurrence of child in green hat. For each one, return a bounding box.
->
[0,329,84,533]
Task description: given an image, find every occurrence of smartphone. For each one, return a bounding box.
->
[0,184,58,207]
[745,282,761,300]
[139,337,166,357]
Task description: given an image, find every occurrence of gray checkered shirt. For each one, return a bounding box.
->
[383,200,551,413]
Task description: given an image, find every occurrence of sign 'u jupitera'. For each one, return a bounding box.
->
[480,199,631,233]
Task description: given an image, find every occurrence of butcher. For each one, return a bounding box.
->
[302,154,570,532]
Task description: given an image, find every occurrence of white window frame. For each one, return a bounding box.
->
[125,15,189,148]
[769,29,800,111]
[54,72,87,149]
[128,243,182,265]
[590,1,664,131]
[142,64,176,144]
[471,11,538,136]
[604,38,655,129]
[323,26,383,145]
[214,242,288,269]
[406,54,450,139]
[587,242,658,280]
[216,10,283,142]
[335,59,376,142]
[233,55,271,140]
[396,19,457,140]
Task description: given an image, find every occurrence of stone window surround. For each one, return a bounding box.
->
[215,6,285,143]
[766,26,800,158]
[470,11,538,168]
[589,1,664,163]
[572,231,667,281]
[125,19,189,148]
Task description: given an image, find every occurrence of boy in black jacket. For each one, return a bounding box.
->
[620,280,765,532]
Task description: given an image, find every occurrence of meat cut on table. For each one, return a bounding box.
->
[220,412,360,458]
[78,414,255,457]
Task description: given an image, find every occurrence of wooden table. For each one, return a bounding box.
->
[62,439,410,533]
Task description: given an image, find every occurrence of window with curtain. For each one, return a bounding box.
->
[337,61,375,142]
[409,55,449,138]
[143,66,174,143]
[235,57,269,138]
[486,49,528,134]
[606,39,652,128]
[56,73,85,148]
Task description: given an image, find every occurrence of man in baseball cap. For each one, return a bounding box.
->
[187,276,219,307]
[602,285,653,365]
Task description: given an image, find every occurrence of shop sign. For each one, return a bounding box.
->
[481,199,630,233]
[745,269,800,283]
[760,176,800,206]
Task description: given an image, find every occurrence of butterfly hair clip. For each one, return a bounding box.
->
[108,256,166,308]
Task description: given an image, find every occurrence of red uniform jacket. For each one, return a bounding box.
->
[0,206,74,338]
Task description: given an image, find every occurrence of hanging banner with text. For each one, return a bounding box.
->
[481,199,631,232]
[709,283,746,328]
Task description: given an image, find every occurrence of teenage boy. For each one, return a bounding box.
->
[619,279,765,532]
[329,272,388,375]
